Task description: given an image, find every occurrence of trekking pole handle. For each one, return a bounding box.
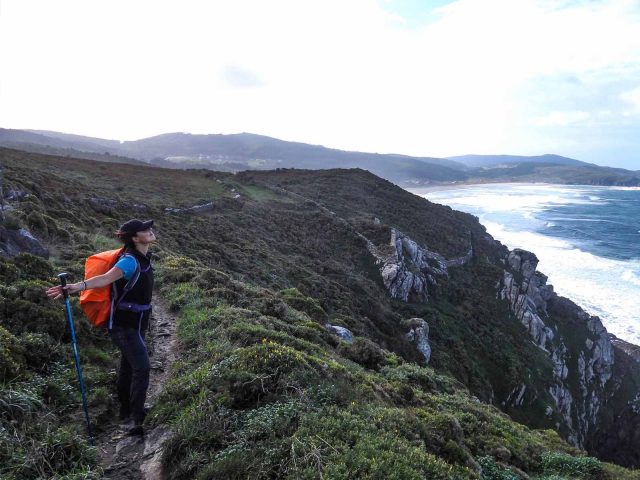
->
[58,273,70,299]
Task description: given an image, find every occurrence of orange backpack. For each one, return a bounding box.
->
[79,248,129,327]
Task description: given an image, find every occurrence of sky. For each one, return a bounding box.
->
[1,0,639,169]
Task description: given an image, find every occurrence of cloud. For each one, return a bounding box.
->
[534,111,591,127]
[620,86,640,114]
[0,0,639,168]
[221,65,264,88]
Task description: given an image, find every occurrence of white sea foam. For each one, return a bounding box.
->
[426,184,606,217]
[480,220,640,345]
[417,184,640,345]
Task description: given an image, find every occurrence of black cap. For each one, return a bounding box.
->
[120,219,154,234]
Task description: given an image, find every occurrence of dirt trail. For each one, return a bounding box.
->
[98,298,178,480]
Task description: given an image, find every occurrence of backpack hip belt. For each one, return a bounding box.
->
[116,302,151,313]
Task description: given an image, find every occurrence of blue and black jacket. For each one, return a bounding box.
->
[110,248,154,330]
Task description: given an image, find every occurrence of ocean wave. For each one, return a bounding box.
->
[622,269,640,287]
[426,185,607,216]
[421,183,640,344]
[482,220,640,345]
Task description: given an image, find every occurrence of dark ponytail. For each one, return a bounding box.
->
[115,229,135,249]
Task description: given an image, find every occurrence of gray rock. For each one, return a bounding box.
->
[165,201,215,214]
[368,228,472,303]
[0,226,49,258]
[4,189,29,201]
[499,247,616,448]
[405,318,431,363]
[325,324,354,343]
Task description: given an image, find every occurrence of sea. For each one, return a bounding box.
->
[410,183,640,345]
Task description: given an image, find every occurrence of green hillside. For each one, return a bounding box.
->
[2,128,639,186]
[1,147,640,479]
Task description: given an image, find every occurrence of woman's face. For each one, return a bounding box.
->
[133,227,156,245]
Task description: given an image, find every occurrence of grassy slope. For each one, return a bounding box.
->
[0,148,638,479]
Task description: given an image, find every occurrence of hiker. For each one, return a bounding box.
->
[46,219,156,436]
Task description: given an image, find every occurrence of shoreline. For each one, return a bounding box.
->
[404,182,640,194]
[407,182,640,346]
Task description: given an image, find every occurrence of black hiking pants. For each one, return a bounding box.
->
[110,323,150,425]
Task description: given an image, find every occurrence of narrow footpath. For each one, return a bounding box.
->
[98,298,178,480]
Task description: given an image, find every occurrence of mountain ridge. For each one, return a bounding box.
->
[447,153,593,168]
[2,127,639,186]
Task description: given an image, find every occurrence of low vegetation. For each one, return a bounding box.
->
[1,148,639,478]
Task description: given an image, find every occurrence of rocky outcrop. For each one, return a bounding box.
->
[404,318,431,363]
[165,201,215,214]
[499,250,555,349]
[609,335,640,363]
[86,196,148,214]
[367,228,472,303]
[0,226,49,258]
[325,324,354,343]
[4,188,29,201]
[499,248,615,448]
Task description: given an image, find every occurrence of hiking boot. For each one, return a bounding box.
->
[120,405,149,422]
[128,424,144,436]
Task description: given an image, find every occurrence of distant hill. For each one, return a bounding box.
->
[1,128,638,186]
[0,129,466,185]
[464,162,640,186]
[448,153,592,168]
[25,129,122,150]
[0,129,147,166]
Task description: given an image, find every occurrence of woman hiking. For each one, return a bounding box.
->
[46,219,156,436]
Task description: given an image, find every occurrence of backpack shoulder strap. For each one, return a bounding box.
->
[108,254,142,329]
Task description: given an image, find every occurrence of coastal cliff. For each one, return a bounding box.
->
[3,148,640,478]
[498,249,614,447]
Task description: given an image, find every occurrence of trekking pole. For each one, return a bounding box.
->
[58,273,94,445]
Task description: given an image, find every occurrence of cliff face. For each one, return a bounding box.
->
[366,228,472,303]
[369,227,640,464]
[498,249,615,448]
[238,168,640,467]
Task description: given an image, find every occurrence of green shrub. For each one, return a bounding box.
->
[26,211,48,235]
[13,253,53,280]
[1,212,22,230]
[477,456,521,480]
[0,386,43,423]
[0,326,23,380]
[540,452,603,479]
[380,363,463,394]
[164,282,206,312]
[240,400,301,442]
[18,333,64,373]
[278,288,328,323]
[157,255,205,284]
[194,268,232,289]
[0,259,20,283]
[13,426,98,479]
[162,399,238,479]
[0,280,66,339]
[339,337,388,371]
[290,407,477,480]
